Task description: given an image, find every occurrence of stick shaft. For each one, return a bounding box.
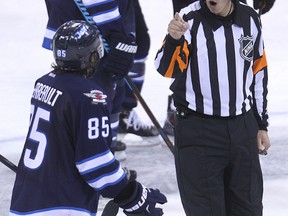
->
[0,154,17,173]
[124,76,174,153]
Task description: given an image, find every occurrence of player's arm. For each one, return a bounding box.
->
[73,96,127,197]
[43,0,84,49]
[84,0,137,80]
[74,97,167,215]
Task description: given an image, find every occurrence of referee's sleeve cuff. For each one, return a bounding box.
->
[166,34,185,46]
[259,125,268,131]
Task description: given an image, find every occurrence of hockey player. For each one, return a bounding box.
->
[118,0,159,137]
[155,0,270,215]
[43,0,132,157]
[9,20,167,216]
[163,0,276,136]
[42,0,158,157]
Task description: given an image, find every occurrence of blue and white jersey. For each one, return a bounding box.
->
[9,71,128,216]
[42,0,131,50]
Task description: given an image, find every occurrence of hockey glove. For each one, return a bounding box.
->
[114,180,167,216]
[253,0,275,14]
[104,33,137,81]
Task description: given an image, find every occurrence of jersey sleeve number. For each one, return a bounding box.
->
[24,105,50,169]
[88,116,109,139]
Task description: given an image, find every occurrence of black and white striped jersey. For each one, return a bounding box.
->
[154,0,269,129]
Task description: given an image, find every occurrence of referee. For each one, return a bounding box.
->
[154,0,271,215]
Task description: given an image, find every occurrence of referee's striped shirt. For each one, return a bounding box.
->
[154,0,269,129]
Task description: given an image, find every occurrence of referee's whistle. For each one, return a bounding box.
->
[259,145,268,155]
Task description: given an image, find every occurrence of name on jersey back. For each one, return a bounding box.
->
[32,82,62,107]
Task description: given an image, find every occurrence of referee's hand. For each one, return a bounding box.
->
[257,130,270,155]
[168,12,189,40]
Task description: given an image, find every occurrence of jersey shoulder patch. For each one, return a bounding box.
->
[83,90,107,104]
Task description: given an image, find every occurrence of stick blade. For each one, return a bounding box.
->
[101,200,119,216]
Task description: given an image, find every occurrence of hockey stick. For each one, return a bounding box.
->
[0,154,17,173]
[73,0,174,154]
[124,77,174,153]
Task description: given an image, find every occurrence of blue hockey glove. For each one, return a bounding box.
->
[253,0,275,14]
[114,181,167,216]
[104,33,137,81]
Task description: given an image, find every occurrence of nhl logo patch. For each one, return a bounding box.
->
[238,35,253,62]
[84,90,107,104]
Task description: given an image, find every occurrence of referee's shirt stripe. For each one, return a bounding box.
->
[206,25,221,116]
[225,25,237,116]
[215,27,230,116]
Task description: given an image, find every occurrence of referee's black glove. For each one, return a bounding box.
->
[104,33,137,81]
[253,0,275,14]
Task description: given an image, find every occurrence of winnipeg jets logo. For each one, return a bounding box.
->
[84,90,107,104]
[238,35,253,62]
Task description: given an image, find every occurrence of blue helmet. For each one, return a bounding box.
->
[52,20,104,73]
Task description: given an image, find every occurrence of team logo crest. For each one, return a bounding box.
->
[238,35,253,62]
[84,90,107,104]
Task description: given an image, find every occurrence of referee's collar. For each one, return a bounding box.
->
[200,0,244,30]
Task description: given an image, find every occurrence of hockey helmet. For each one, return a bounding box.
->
[52,20,104,72]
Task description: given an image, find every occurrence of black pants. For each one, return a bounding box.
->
[174,109,263,216]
